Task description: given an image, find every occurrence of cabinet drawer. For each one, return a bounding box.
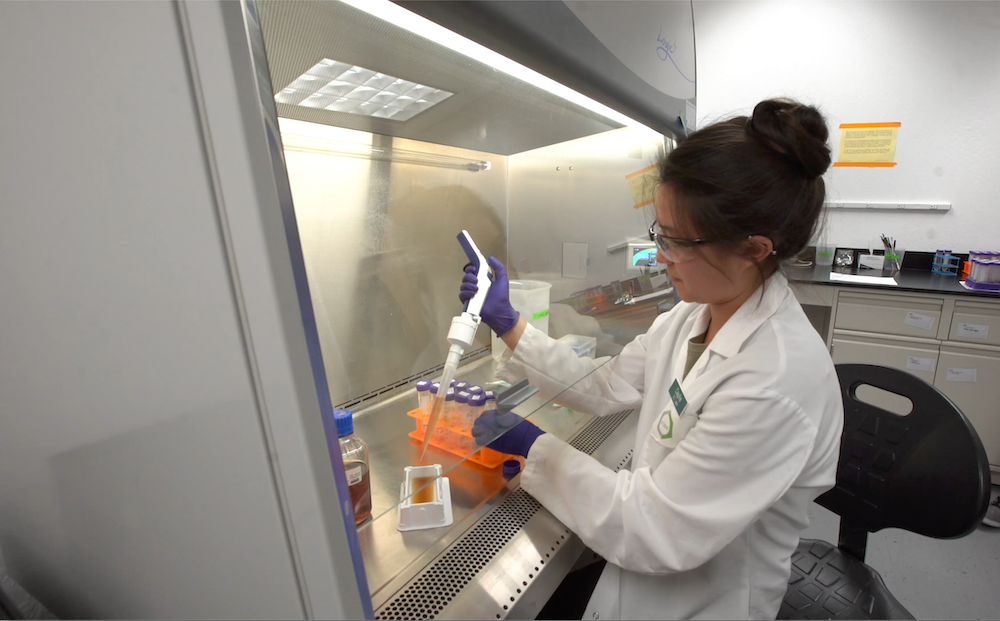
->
[934,344,1000,466]
[835,292,943,338]
[832,331,939,385]
[949,300,1000,346]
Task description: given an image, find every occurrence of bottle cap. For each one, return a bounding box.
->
[445,388,456,401]
[450,379,458,387]
[455,381,469,390]
[471,394,486,407]
[430,383,440,395]
[502,459,521,480]
[334,409,354,438]
[485,390,496,401]
[468,385,484,395]
[456,391,471,404]
[416,380,431,392]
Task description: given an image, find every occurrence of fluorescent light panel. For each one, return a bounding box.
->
[275,59,453,122]
[338,0,660,138]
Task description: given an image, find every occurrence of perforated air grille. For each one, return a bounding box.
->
[375,490,542,620]
[569,409,633,455]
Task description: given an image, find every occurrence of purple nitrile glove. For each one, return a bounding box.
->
[471,409,545,458]
[458,256,520,336]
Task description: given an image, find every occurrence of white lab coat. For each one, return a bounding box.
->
[496,271,843,619]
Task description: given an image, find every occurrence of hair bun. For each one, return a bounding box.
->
[747,99,831,180]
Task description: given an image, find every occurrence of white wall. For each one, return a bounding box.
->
[0,2,354,617]
[693,1,1000,252]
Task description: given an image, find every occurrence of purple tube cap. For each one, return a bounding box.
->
[502,459,522,480]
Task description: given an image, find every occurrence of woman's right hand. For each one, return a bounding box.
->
[459,256,521,336]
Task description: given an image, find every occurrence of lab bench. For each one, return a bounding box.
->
[351,355,638,620]
[786,265,1000,485]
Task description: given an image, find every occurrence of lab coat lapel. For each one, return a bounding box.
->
[638,307,711,466]
[671,305,711,388]
[703,271,790,359]
[637,272,791,468]
[672,271,790,418]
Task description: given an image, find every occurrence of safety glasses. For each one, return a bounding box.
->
[648,222,720,263]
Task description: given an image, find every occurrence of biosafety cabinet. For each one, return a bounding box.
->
[39,0,692,618]
[248,0,694,618]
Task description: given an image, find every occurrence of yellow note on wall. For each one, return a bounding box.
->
[626,164,659,208]
[834,122,900,167]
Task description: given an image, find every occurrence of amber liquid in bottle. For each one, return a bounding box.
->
[345,459,372,524]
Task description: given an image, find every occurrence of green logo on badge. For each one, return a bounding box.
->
[669,379,688,415]
[659,409,674,440]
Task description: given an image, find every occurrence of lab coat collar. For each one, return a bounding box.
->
[700,270,790,359]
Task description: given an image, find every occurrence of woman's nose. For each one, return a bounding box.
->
[657,250,672,265]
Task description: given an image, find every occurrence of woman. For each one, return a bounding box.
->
[463,99,844,619]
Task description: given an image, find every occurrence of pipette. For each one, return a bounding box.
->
[419,230,492,461]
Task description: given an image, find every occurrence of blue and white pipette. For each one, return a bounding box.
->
[419,230,491,461]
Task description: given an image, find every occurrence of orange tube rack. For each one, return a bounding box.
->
[407,408,513,469]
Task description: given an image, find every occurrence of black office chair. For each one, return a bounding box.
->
[779,364,992,620]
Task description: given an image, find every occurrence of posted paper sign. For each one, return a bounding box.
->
[947,368,977,383]
[956,322,990,339]
[903,311,935,331]
[906,356,935,373]
[626,164,659,209]
[834,122,900,168]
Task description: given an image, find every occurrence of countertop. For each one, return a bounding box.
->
[784,264,1000,298]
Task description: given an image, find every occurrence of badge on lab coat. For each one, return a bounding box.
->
[668,379,688,416]
[651,380,696,447]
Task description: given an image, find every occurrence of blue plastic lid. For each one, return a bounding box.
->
[471,394,486,407]
[485,390,496,401]
[445,388,456,401]
[455,381,469,390]
[468,385,484,395]
[430,383,440,395]
[416,380,431,392]
[450,379,458,387]
[456,391,471,404]
[502,459,521,480]
[334,409,354,438]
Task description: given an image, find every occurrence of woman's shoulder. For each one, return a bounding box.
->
[740,303,841,418]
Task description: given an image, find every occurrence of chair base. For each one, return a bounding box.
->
[778,539,913,620]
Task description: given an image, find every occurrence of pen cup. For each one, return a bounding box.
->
[884,246,905,272]
[816,244,836,266]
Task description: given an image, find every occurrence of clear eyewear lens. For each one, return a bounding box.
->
[654,235,691,263]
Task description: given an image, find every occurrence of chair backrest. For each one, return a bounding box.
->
[819,364,991,545]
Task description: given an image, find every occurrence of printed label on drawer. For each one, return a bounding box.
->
[905,356,935,372]
[946,368,977,383]
[956,322,990,339]
[345,462,366,486]
[903,311,935,331]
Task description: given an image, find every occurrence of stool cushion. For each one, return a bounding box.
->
[778,539,913,620]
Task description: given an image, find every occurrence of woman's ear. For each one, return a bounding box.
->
[744,235,775,264]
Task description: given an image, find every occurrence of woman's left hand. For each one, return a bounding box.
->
[471,409,545,458]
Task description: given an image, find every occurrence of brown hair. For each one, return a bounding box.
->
[659,98,831,273]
